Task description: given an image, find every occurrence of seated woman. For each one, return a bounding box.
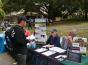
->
[46,29,61,47]
[68,29,77,39]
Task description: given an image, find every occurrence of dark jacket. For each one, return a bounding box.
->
[46,35,61,47]
[8,25,28,54]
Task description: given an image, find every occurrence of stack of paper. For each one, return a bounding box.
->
[73,37,79,42]
[55,55,67,61]
[42,51,56,56]
[82,38,87,43]
[72,50,80,53]
[35,48,47,53]
[26,34,35,40]
[72,43,79,47]
[80,47,86,53]
[55,55,67,59]
[49,47,66,53]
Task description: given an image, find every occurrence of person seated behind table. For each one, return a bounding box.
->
[67,29,77,49]
[68,29,77,39]
[46,29,61,47]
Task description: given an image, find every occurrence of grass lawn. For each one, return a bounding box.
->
[47,21,88,37]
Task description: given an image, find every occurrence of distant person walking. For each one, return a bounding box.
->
[46,29,61,47]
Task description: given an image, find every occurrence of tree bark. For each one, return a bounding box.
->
[84,10,87,20]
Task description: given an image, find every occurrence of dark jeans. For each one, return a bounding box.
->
[16,54,27,65]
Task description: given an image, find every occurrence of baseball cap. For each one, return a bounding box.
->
[18,16,27,23]
[51,29,57,33]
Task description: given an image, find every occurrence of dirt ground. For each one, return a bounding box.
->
[0,53,16,65]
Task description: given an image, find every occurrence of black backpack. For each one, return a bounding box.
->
[5,27,14,51]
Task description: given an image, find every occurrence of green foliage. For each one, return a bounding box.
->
[0,9,5,18]
[2,0,88,20]
[3,0,40,14]
[0,0,5,19]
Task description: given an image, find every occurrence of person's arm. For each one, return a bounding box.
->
[56,36,61,47]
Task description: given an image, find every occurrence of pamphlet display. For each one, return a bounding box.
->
[72,37,87,54]
[35,18,47,43]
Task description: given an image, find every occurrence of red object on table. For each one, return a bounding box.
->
[25,30,31,37]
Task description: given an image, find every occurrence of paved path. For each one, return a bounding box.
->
[0,53,16,65]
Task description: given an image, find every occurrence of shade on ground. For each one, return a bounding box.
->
[0,53,16,65]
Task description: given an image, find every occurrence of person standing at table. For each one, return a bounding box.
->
[46,29,61,47]
[9,16,29,65]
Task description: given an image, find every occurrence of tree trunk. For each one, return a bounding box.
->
[84,10,87,20]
